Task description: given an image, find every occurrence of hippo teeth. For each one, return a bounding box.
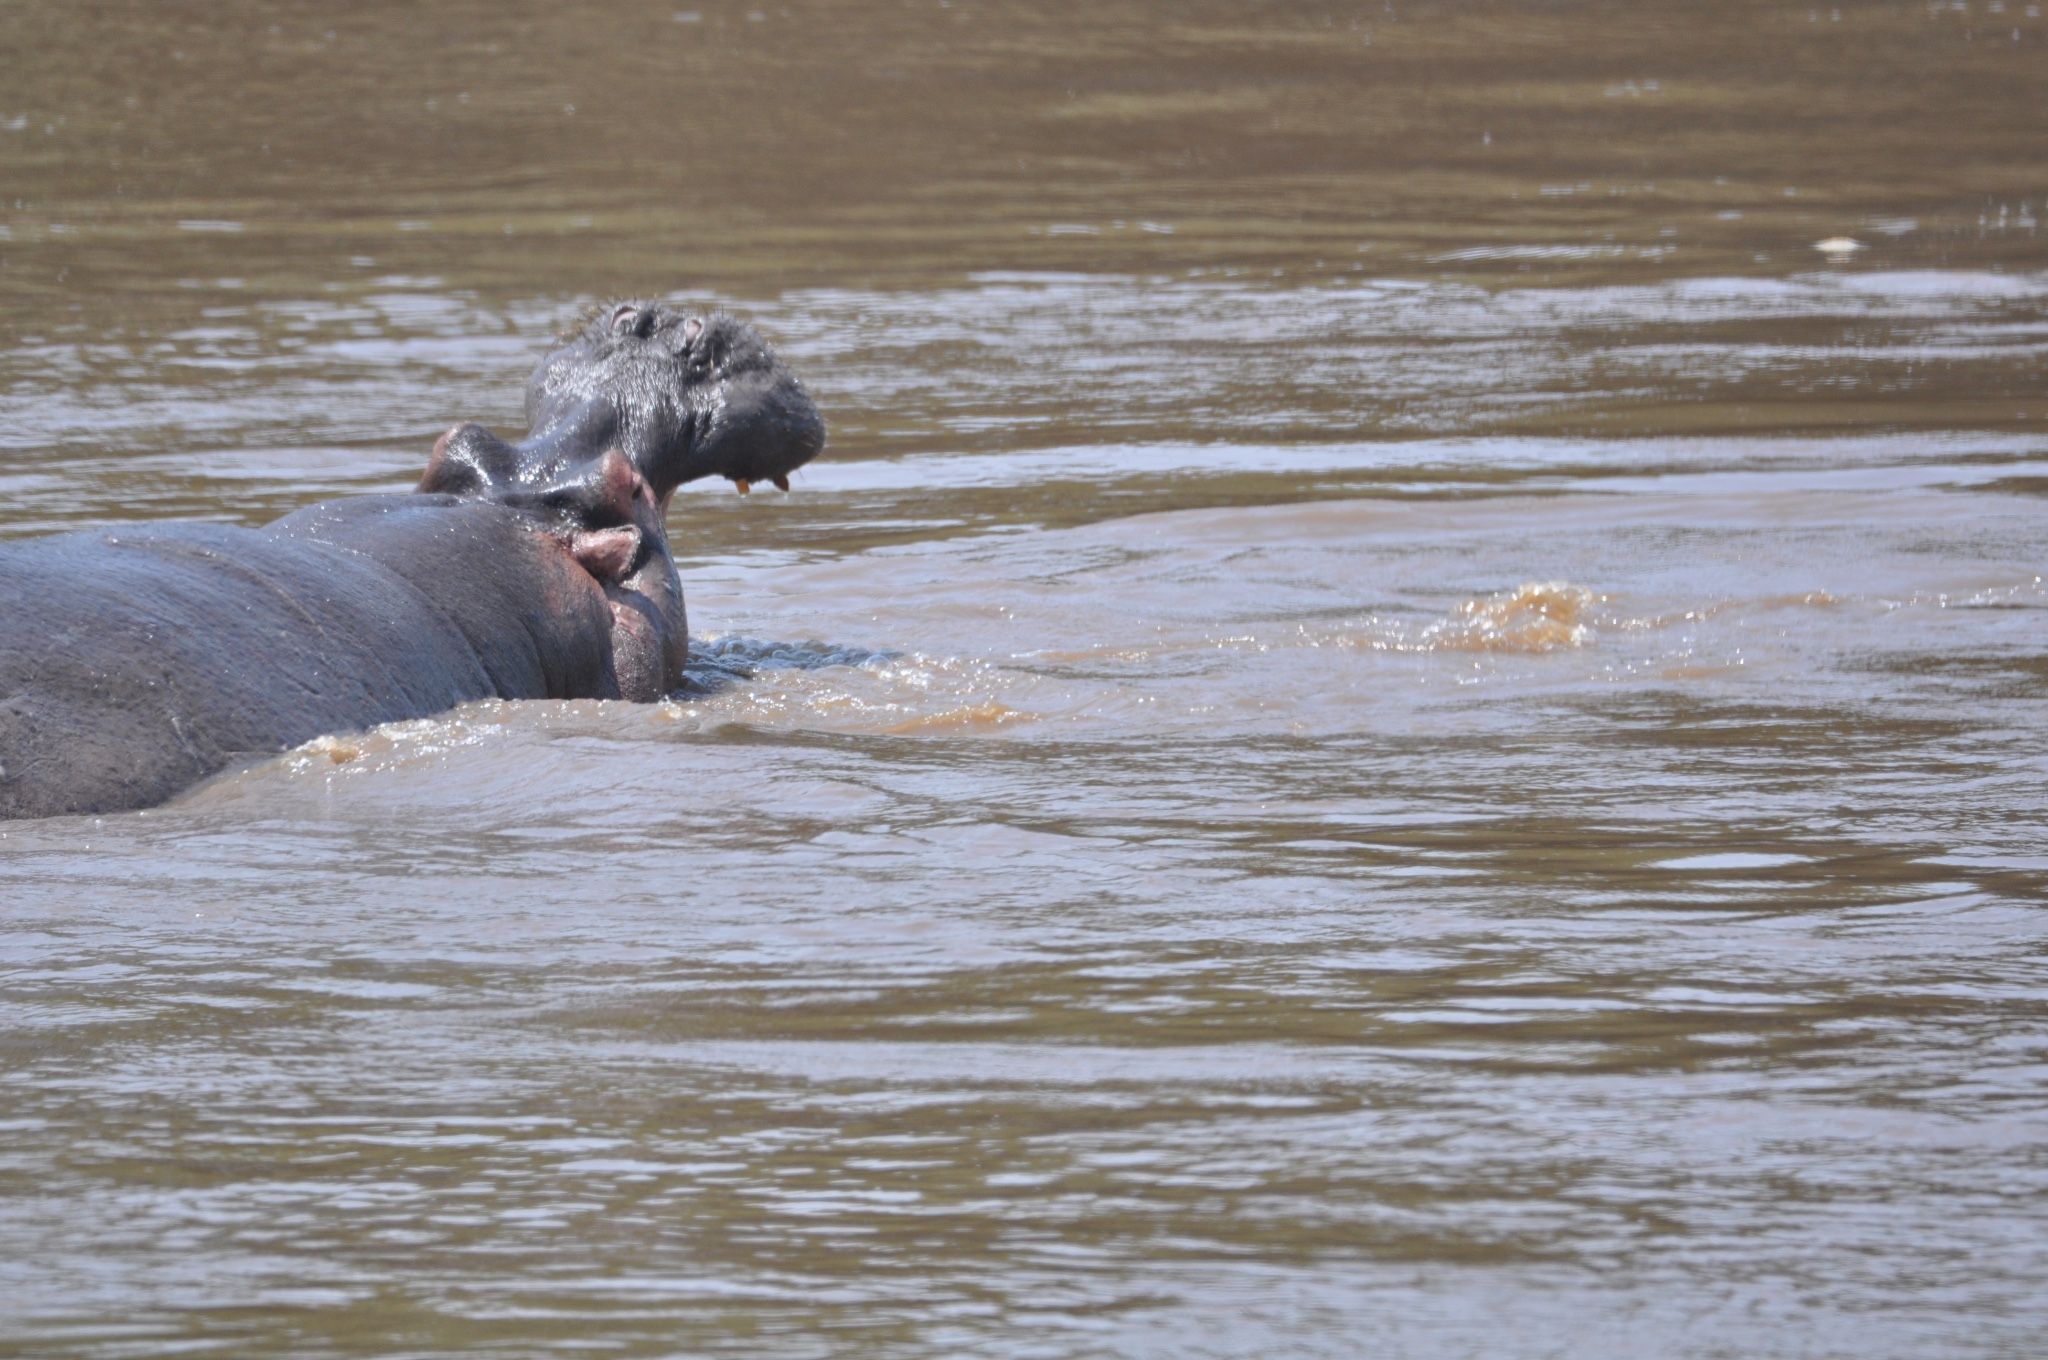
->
[733,479,751,495]
[771,474,790,492]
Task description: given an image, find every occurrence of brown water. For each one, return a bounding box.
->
[4,3,2048,1356]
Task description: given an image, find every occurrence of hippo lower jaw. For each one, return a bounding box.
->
[604,587,679,702]
[593,544,688,704]
[672,361,827,497]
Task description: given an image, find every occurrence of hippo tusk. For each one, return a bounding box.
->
[734,479,751,495]
[771,474,790,492]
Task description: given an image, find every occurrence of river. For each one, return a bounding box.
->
[2,2,2045,1356]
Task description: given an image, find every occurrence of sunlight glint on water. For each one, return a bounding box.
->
[3,2,2048,1355]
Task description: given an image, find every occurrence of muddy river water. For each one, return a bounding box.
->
[2,2,2046,1356]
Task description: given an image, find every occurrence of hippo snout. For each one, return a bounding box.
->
[695,365,826,492]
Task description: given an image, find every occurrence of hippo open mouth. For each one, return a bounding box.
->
[418,300,826,506]
[415,300,827,699]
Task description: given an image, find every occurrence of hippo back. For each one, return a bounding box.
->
[0,511,589,819]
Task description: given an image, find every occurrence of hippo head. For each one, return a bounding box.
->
[487,445,686,703]
[414,300,825,701]
[420,300,824,504]
[527,300,824,501]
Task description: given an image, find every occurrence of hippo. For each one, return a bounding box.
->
[0,300,823,820]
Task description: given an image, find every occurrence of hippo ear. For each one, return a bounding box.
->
[556,451,650,582]
[418,422,521,495]
[568,526,642,582]
[611,303,656,338]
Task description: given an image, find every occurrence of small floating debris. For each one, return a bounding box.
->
[1813,236,1864,257]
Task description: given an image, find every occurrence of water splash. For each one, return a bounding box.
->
[1285,581,1601,655]
[273,706,521,775]
[674,634,895,696]
[1419,581,1597,653]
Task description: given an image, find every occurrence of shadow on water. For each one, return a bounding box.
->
[676,635,898,697]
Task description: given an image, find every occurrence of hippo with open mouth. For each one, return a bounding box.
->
[0,299,823,820]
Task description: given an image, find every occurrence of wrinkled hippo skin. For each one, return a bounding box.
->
[0,300,822,820]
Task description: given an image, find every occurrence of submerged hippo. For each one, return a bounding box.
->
[0,300,823,820]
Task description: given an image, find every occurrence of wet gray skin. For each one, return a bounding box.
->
[423,302,827,505]
[0,304,825,819]
[420,302,826,699]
